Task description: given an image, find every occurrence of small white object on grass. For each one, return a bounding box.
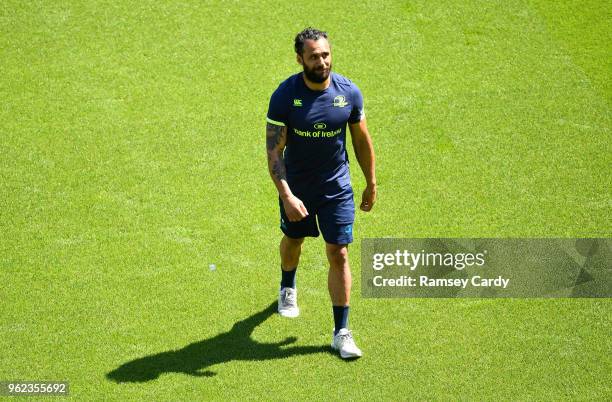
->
[209,264,216,271]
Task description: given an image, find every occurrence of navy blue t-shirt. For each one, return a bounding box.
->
[267,72,365,199]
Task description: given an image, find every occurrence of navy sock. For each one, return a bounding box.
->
[280,266,297,289]
[333,305,349,335]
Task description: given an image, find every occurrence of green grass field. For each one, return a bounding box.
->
[1,0,610,400]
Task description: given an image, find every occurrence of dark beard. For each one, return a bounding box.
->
[303,63,331,83]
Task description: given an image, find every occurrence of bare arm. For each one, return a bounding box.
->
[266,122,291,196]
[266,123,308,221]
[348,118,377,211]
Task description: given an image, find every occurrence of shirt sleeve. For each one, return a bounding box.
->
[348,84,365,124]
[266,86,289,126]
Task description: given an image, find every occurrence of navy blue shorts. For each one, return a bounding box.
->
[279,190,355,245]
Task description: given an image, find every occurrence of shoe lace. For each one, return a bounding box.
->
[284,289,296,306]
[338,330,354,344]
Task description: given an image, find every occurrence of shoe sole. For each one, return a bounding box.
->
[278,308,300,318]
[331,343,363,359]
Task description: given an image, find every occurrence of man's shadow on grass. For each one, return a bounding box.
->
[106,301,328,382]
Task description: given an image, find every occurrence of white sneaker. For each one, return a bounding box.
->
[331,328,363,359]
[278,287,299,318]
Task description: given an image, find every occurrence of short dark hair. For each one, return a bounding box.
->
[294,27,328,55]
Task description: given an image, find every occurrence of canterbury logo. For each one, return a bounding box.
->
[333,95,348,107]
[293,99,302,107]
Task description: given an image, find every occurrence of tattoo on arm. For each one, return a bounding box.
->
[271,159,287,181]
[266,123,287,182]
[266,123,285,152]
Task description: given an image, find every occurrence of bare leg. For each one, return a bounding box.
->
[280,235,304,271]
[326,243,351,306]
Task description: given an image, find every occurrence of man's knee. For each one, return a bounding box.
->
[283,235,304,248]
[326,244,349,268]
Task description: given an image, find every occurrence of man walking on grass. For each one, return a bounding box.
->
[266,27,376,359]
